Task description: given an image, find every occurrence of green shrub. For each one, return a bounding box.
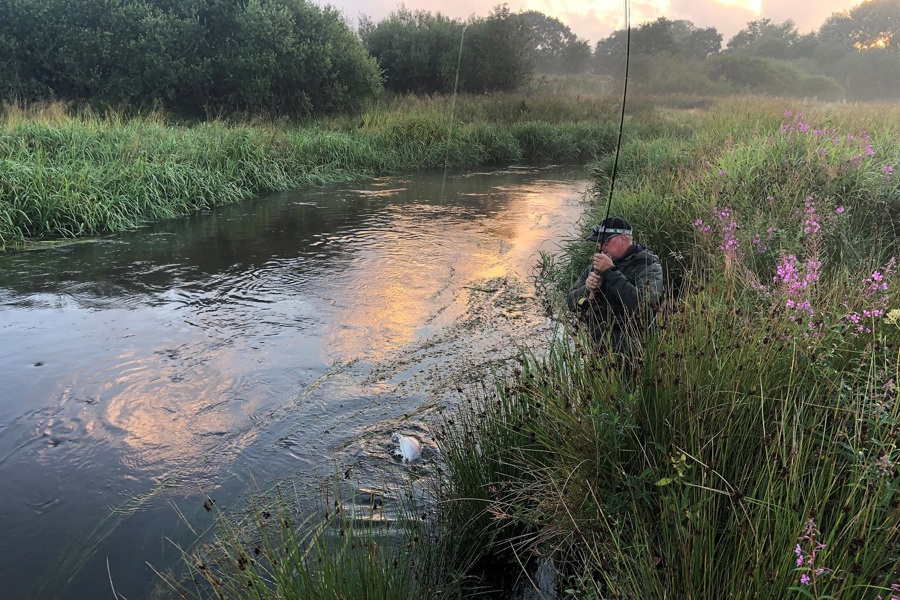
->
[0,0,382,118]
[706,54,844,99]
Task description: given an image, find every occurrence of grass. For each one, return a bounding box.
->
[435,96,900,598]
[156,478,464,600]
[110,92,900,598]
[0,94,635,250]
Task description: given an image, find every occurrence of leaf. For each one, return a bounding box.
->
[656,477,674,487]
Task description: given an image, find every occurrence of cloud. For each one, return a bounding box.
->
[325,0,865,45]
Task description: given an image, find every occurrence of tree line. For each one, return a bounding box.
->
[0,0,897,118]
[0,0,383,116]
[593,0,900,100]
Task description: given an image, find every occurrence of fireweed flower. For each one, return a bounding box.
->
[794,518,832,589]
[885,165,895,176]
[877,582,900,600]
[713,207,741,257]
[835,206,845,215]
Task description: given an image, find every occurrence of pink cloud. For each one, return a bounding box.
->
[325,0,865,45]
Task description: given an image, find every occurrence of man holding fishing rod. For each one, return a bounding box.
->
[567,216,664,357]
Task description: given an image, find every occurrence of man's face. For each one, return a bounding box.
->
[599,234,630,261]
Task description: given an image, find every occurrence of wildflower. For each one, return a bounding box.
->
[794,518,832,591]
[835,206,845,215]
[875,454,895,477]
[877,582,900,600]
[885,165,894,176]
[719,169,727,176]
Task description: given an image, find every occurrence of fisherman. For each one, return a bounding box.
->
[566,216,664,356]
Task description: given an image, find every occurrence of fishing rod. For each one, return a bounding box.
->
[440,23,468,203]
[600,0,632,251]
[586,0,632,303]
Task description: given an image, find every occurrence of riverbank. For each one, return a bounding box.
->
[0,93,633,251]
[437,97,900,598]
[169,96,900,599]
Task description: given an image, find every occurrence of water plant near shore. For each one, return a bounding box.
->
[153,97,900,599]
[436,100,900,598]
[158,480,461,600]
[0,97,627,251]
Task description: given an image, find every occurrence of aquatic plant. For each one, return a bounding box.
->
[158,478,458,600]
[0,98,628,250]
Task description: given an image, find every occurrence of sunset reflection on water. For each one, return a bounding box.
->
[0,166,588,599]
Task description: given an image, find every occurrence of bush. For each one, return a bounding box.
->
[706,54,844,99]
[0,0,383,118]
[364,5,533,95]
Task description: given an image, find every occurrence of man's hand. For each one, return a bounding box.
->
[593,252,614,274]
[585,270,602,291]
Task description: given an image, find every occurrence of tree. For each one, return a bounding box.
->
[460,4,533,92]
[559,38,592,73]
[816,0,900,99]
[726,18,802,59]
[0,0,383,116]
[364,4,531,94]
[819,0,900,54]
[519,10,592,74]
[594,17,721,74]
[363,7,463,93]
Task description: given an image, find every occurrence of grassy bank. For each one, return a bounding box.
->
[160,95,900,598]
[0,94,632,251]
[439,97,900,598]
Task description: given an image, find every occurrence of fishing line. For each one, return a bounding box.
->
[440,23,468,203]
[599,0,632,251]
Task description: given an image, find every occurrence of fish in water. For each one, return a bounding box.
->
[392,433,422,462]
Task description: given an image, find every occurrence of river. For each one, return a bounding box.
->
[0,165,589,599]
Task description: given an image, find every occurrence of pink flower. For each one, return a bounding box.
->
[836,206,845,215]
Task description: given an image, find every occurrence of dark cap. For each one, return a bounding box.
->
[586,216,632,242]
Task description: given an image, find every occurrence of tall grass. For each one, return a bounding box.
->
[157,479,463,600]
[0,95,634,250]
[438,97,900,598]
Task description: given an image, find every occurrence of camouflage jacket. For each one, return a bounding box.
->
[566,243,664,345]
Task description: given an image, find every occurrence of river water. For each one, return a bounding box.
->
[0,165,589,599]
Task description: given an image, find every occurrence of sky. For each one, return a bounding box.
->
[324,0,865,46]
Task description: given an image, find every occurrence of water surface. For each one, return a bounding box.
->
[0,165,589,598]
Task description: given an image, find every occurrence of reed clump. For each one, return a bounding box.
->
[438,97,900,598]
[0,95,633,250]
[159,480,461,600]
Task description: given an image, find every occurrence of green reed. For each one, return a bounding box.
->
[158,478,460,600]
[0,97,631,250]
[438,97,900,598]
